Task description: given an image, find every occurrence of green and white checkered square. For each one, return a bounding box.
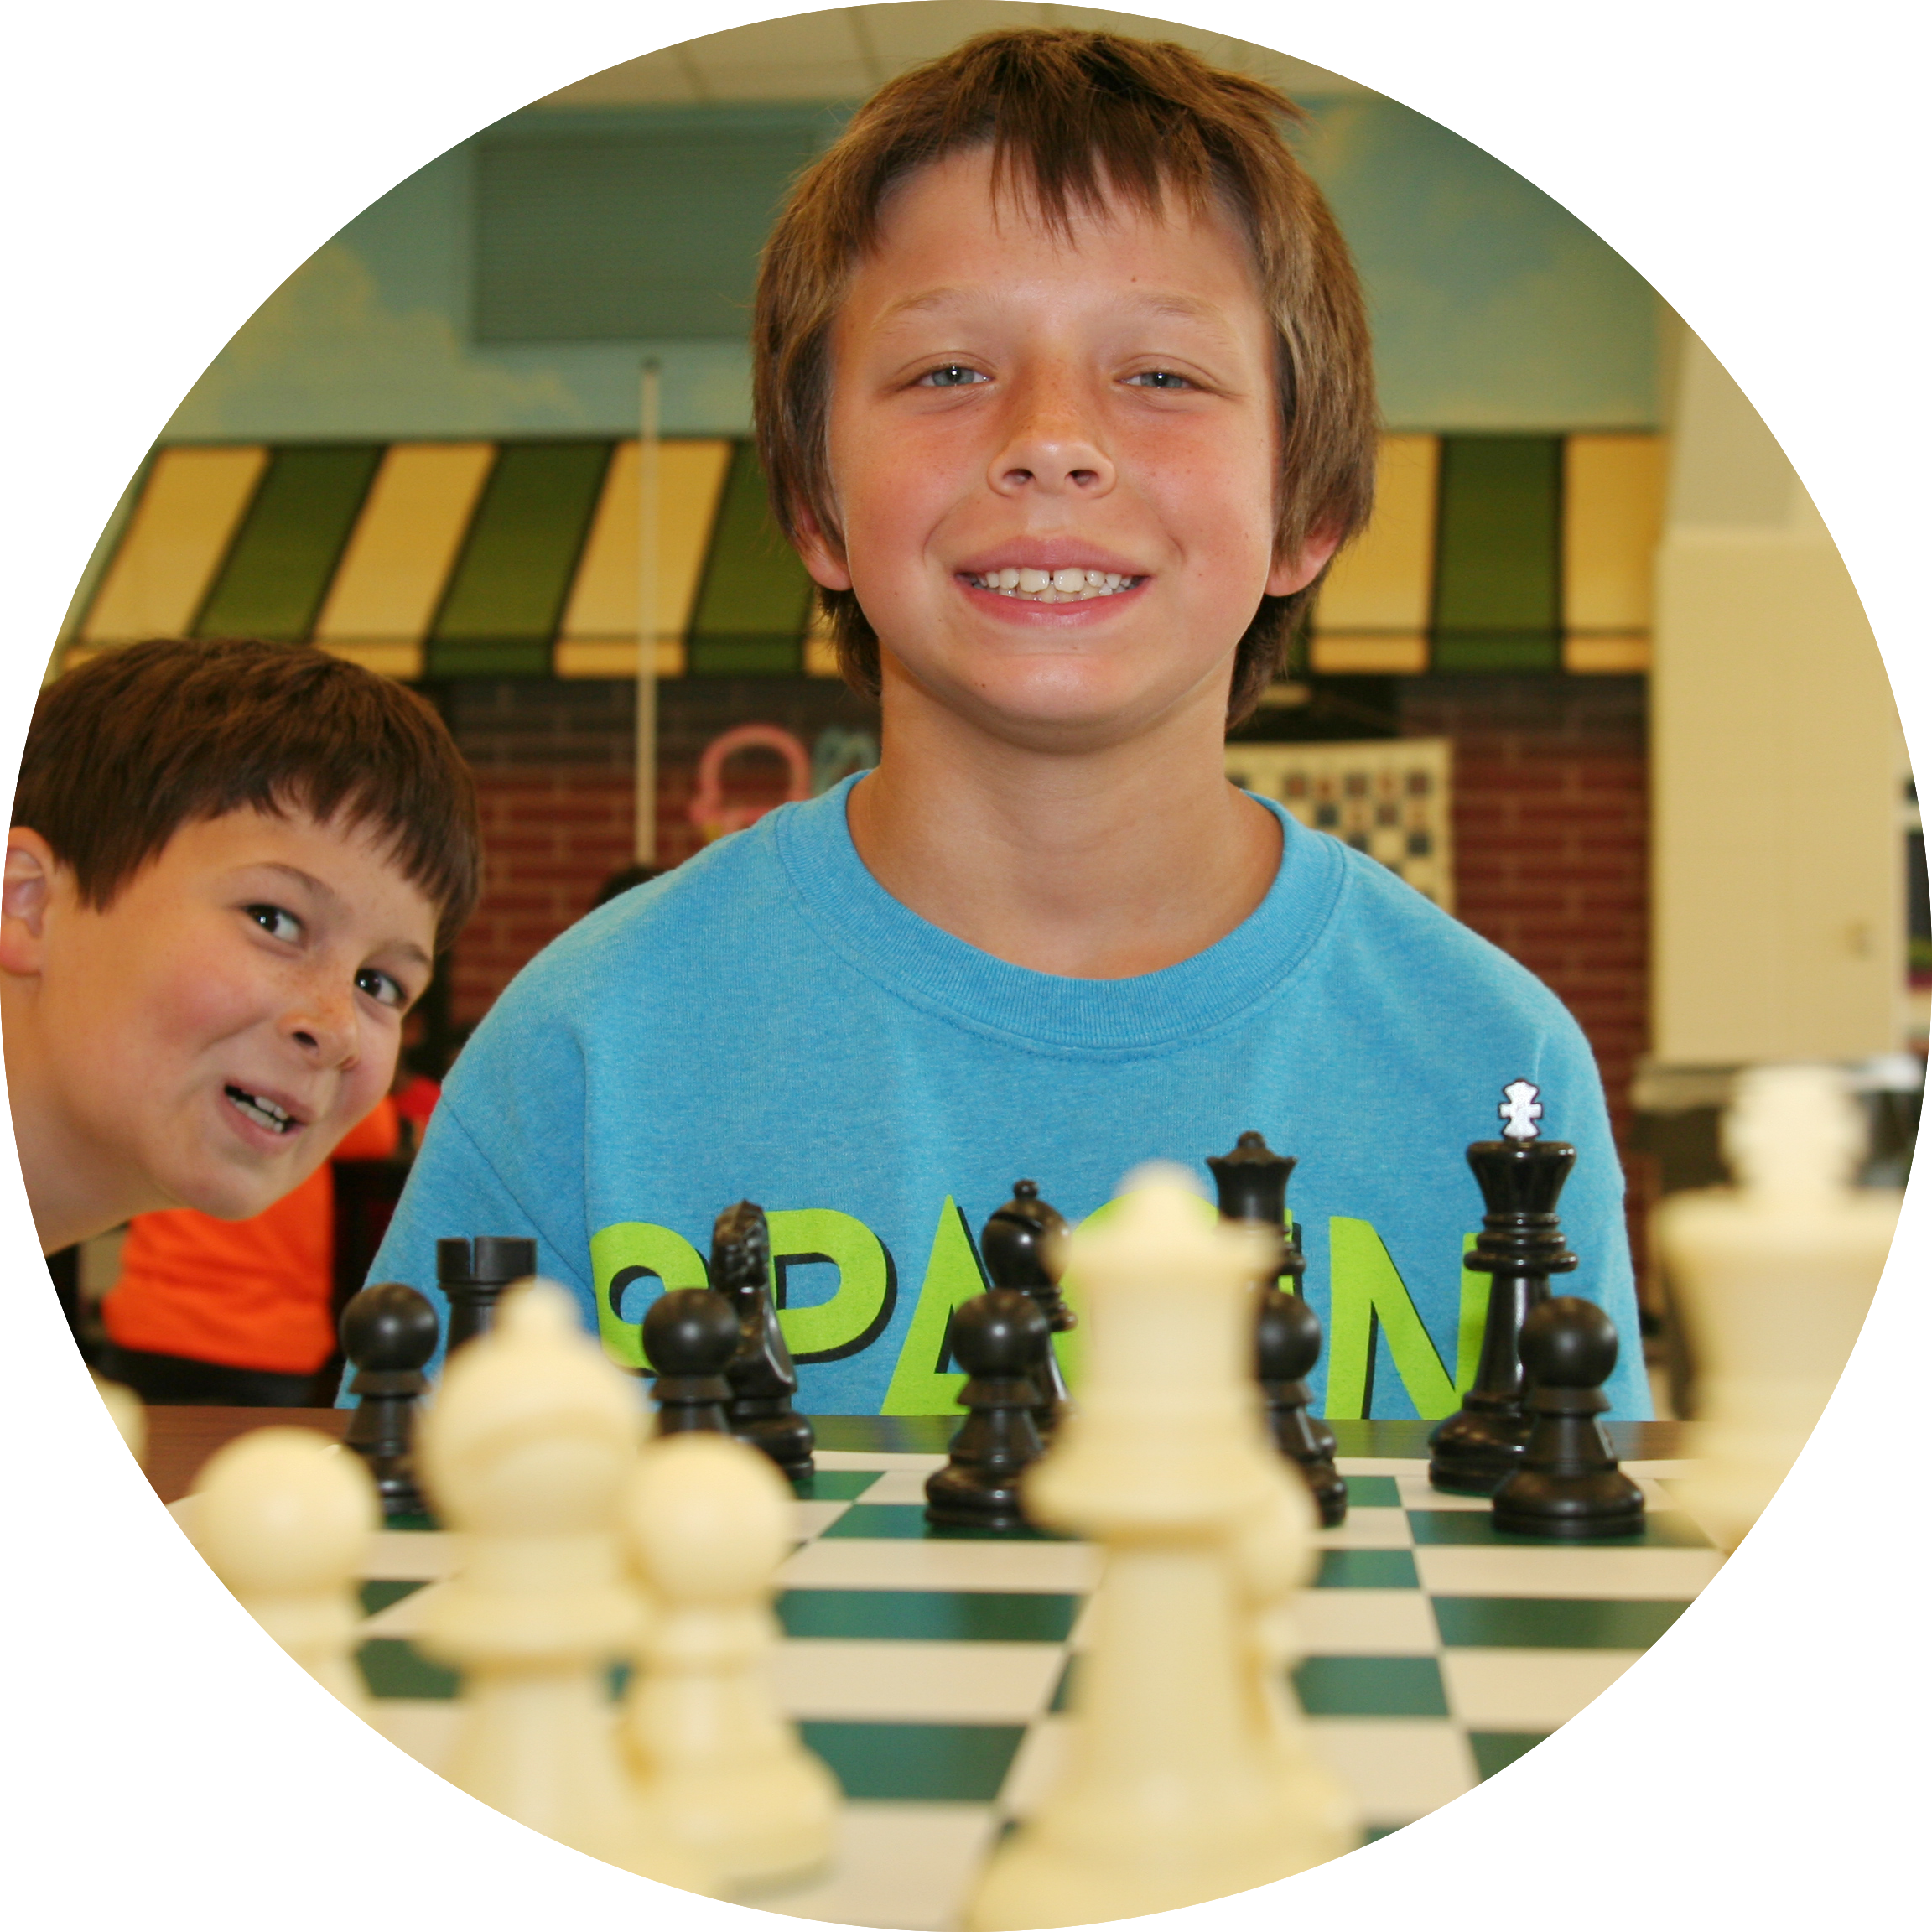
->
[316,1448,1718,1929]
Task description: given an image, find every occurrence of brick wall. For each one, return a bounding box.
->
[443,678,879,1028]
[1399,675,1649,1149]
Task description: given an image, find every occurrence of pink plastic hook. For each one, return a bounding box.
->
[687,723,813,844]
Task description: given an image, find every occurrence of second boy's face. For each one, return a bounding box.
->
[27,808,435,1224]
[803,146,1332,750]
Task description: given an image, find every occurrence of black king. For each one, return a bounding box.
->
[1427,1080,1580,1495]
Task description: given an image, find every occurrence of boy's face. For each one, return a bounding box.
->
[801,145,1334,750]
[5,807,435,1226]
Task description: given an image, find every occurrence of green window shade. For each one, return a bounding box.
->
[428,442,613,677]
[686,442,814,675]
[475,115,839,342]
[1431,436,1562,672]
[193,444,382,641]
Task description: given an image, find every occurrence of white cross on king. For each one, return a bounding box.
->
[1499,1078,1544,1140]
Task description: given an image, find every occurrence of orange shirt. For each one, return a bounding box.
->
[101,1099,401,1375]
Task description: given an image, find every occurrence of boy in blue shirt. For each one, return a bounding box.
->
[369,29,1645,1420]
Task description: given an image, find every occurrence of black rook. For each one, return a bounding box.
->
[438,1235,538,1355]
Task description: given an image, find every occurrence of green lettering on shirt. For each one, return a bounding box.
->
[881,1197,989,1415]
[1325,1217,1460,1420]
[766,1208,896,1362]
[1456,1233,1485,1392]
[589,1221,709,1369]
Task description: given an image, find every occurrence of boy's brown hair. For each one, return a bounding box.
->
[754,27,1377,726]
[15,639,481,951]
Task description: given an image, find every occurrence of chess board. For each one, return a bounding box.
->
[184,1428,1718,1930]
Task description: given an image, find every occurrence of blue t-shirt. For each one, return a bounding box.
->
[365,777,1648,1420]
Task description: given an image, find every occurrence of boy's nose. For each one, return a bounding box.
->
[988,387,1115,499]
[284,980,358,1067]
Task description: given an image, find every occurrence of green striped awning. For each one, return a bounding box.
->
[67,432,1660,681]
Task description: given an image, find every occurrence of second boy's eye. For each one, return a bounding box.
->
[356,966,407,1010]
[1125,369,1195,390]
[246,904,301,943]
[917,364,988,389]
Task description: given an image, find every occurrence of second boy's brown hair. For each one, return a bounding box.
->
[16,639,482,952]
[753,27,1378,725]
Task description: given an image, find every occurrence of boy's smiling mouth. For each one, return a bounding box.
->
[224,1085,301,1135]
[962,567,1145,604]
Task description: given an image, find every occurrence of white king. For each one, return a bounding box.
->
[968,1167,1356,1930]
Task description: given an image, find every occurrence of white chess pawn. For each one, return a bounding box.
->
[189,1426,378,1714]
[1659,1063,1901,1552]
[414,1281,709,1893]
[621,1431,839,1892]
[969,1170,1352,1932]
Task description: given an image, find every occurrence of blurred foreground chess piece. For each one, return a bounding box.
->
[91,1371,147,1466]
[1658,1063,1900,1554]
[189,1427,379,1715]
[1492,1298,1644,1538]
[925,1288,1050,1530]
[437,1234,538,1353]
[980,1181,1074,1434]
[415,1282,709,1891]
[621,1431,839,1890]
[1430,1081,1579,1493]
[967,1169,1355,1930]
[713,1202,816,1479]
[340,1280,439,1517]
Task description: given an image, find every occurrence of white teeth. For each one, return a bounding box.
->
[969,568,1141,603]
[228,1087,294,1133]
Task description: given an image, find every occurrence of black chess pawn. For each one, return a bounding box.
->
[1254,1288,1348,1528]
[1493,1296,1645,1540]
[438,1235,538,1355]
[925,1290,1050,1531]
[712,1201,816,1479]
[1207,1130,1310,1294]
[642,1288,739,1436]
[340,1280,439,1518]
[1429,1091,1580,1494]
[980,1181,1074,1436]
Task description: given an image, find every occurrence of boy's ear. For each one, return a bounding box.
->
[792,501,854,594]
[0,829,58,976]
[1265,527,1345,600]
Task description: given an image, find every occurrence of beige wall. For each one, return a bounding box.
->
[1650,331,1905,1066]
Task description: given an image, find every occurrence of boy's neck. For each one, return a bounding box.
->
[847,675,1280,980]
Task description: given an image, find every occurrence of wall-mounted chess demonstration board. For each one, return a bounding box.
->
[174,1427,1716,1930]
[1224,739,1456,913]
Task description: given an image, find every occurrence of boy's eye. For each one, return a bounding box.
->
[917,364,988,389]
[246,904,301,943]
[1125,369,1195,390]
[356,966,407,1010]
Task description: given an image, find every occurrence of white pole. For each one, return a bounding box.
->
[635,359,662,865]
